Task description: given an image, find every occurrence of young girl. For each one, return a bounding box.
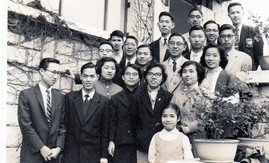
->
[148,103,194,163]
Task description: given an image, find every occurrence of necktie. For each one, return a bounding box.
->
[127,61,131,66]
[83,94,90,115]
[172,61,177,72]
[164,38,167,45]
[235,27,240,50]
[84,94,90,102]
[45,90,52,126]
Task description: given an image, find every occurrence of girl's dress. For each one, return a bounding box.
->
[148,128,194,163]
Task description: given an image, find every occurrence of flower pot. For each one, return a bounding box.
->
[259,56,269,70]
[238,138,269,159]
[194,139,239,162]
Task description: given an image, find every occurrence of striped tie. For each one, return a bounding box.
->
[46,90,52,126]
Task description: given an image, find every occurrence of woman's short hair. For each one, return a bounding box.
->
[200,43,228,69]
[179,61,205,84]
[96,57,119,76]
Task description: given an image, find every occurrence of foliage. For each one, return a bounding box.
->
[194,82,269,140]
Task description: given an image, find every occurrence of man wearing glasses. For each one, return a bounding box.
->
[218,24,252,76]
[98,41,115,59]
[162,33,189,93]
[204,20,220,44]
[18,58,65,163]
[131,61,173,162]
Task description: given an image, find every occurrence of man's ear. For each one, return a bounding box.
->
[171,22,175,29]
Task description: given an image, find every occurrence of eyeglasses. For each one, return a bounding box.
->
[125,72,139,76]
[46,69,61,75]
[147,72,162,77]
[168,41,184,46]
[99,49,113,53]
[189,15,202,19]
[205,29,219,33]
[219,34,235,39]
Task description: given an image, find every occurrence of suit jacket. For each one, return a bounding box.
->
[109,88,138,146]
[225,49,252,76]
[238,25,264,70]
[215,70,237,94]
[131,84,173,152]
[161,57,188,93]
[18,85,65,163]
[149,38,170,62]
[63,90,109,163]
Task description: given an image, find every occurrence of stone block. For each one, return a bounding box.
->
[6,105,19,126]
[6,126,22,148]
[25,49,42,67]
[55,39,73,55]
[7,65,29,86]
[21,38,42,50]
[56,54,78,73]
[7,46,27,64]
[7,85,19,105]
[7,31,24,45]
[42,37,56,58]
[6,147,20,163]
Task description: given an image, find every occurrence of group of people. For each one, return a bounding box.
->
[18,2,264,163]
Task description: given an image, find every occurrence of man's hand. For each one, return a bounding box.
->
[40,146,52,161]
[108,141,115,157]
[50,147,61,159]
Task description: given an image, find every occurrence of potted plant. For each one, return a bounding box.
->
[192,82,269,162]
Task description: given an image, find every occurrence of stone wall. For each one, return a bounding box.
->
[7,10,103,162]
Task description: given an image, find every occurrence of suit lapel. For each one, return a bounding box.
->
[156,39,161,62]
[118,91,129,108]
[154,89,166,112]
[74,90,84,125]
[83,93,100,125]
[141,88,154,115]
[239,25,247,46]
[34,85,46,115]
[227,54,238,72]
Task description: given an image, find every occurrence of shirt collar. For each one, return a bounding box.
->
[39,83,52,93]
[168,56,183,66]
[161,34,171,44]
[161,128,179,134]
[82,88,95,100]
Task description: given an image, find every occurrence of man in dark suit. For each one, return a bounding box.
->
[18,58,65,163]
[131,61,173,162]
[63,62,109,163]
[227,2,264,70]
[149,11,175,62]
[108,64,142,163]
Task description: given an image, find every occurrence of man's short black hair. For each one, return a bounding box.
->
[188,7,203,17]
[122,64,142,80]
[219,24,236,35]
[203,20,220,30]
[109,30,124,40]
[125,35,139,45]
[39,58,60,70]
[144,61,168,85]
[80,62,97,75]
[98,41,114,51]
[159,11,174,22]
[189,25,205,36]
[227,2,243,13]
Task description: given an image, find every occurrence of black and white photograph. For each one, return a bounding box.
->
[2,0,269,162]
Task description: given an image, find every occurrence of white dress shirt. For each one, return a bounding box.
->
[190,50,203,63]
[82,88,95,101]
[38,83,52,117]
